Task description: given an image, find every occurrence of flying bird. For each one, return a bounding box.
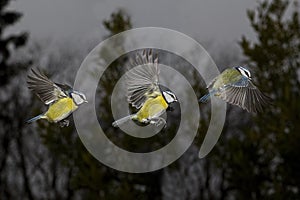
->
[199,66,271,113]
[112,49,178,127]
[27,68,87,126]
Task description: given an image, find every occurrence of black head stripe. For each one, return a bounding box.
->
[245,71,250,78]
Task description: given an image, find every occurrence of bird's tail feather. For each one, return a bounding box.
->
[199,93,211,103]
[112,115,135,127]
[26,114,45,123]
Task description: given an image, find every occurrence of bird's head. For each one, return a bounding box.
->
[71,91,88,105]
[235,66,252,80]
[162,91,178,104]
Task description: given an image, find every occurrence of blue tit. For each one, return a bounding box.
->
[112,49,178,127]
[27,68,87,126]
[199,66,271,113]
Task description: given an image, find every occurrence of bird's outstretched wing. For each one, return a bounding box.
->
[219,79,271,113]
[126,49,160,109]
[27,68,70,105]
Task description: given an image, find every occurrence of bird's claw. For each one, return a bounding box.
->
[59,120,69,127]
[150,117,166,128]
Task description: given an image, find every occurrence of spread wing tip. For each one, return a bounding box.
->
[219,86,272,113]
[27,68,68,105]
[125,49,160,109]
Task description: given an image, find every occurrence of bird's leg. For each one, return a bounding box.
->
[59,119,69,127]
[149,117,166,127]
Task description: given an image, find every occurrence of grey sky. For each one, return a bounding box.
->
[10,0,257,44]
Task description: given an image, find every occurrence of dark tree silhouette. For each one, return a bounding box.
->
[0,0,30,199]
[103,9,132,37]
[214,0,300,199]
[0,0,28,85]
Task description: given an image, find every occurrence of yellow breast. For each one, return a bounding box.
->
[45,97,78,122]
[135,94,168,121]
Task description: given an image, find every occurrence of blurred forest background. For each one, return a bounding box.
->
[0,0,299,199]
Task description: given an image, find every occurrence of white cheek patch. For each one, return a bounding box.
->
[240,70,247,77]
[239,68,251,78]
[163,92,174,103]
[71,93,84,105]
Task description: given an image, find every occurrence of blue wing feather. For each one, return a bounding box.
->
[231,76,250,87]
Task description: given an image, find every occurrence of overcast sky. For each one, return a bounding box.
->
[10,0,257,45]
